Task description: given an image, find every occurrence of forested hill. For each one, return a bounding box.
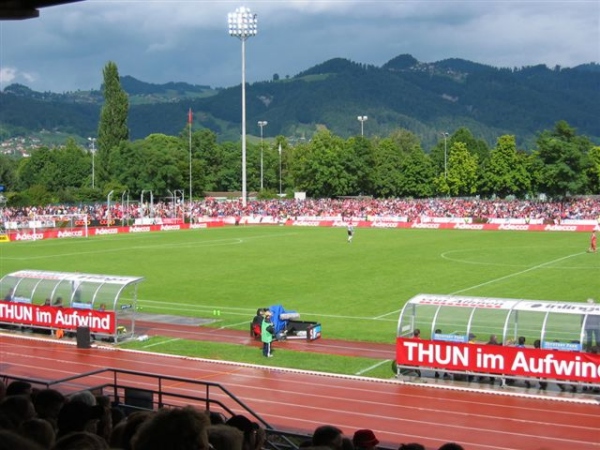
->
[1,54,598,149]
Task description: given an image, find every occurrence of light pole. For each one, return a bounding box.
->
[228,6,258,207]
[357,115,368,137]
[442,132,449,178]
[258,120,267,190]
[278,143,282,195]
[88,137,96,189]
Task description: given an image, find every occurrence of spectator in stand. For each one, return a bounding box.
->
[94,394,113,443]
[5,381,33,398]
[0,395,37,429]
[0,429,44,450]
[114,410,154,450]
[312,425,344,450]
[51,430,109,450]
[56,401,104,439]
[33,388,66,431]
[18,418,56,449]
[131,405,211,450]
[398,444,425,450]
[352,429,379,450]
[438,444,465,450]
[225,414,261,450]
[68,390,96,406]
[208,423,244,450]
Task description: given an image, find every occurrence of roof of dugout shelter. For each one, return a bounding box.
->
[398,294,600,351]
[0,269,144,310]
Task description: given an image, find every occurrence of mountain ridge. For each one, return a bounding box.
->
[1,54,598,149]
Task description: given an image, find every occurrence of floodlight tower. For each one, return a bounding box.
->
[88,137,96,189]
[258,120,268,190]
[357,115,368,136]
[442,132,449,178]
[228,6,258,207]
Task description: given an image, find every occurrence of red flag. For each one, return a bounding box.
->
[188,108,193,125]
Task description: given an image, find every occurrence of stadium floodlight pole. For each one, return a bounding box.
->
[442,132,449,178]
[188,108,193,217]
[107,190,114,227]
[88,137,96,189]
[258,120,267,190]
[228,6,258,207]
[357,115,367,137]
[278,143,282,195]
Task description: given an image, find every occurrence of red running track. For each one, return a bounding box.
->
[1,331,598,450]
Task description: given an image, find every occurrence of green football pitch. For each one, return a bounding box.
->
[1,226,598,344]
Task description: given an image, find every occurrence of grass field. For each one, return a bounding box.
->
[1,226,598,346]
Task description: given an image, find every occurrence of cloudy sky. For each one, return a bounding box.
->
[0,0,598,93]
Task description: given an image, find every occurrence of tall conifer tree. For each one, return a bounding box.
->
[97,61,129,187]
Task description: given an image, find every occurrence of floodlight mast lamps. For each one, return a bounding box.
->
[228,6,258,207]
[88,137,96,189]
[442,132,449,178]
[357,116,368,137]
[258,120,268,190]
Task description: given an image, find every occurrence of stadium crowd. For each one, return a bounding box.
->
[0,379,464,450]
[2,197,600,226]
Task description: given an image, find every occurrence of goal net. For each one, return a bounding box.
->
[32,214,89,239]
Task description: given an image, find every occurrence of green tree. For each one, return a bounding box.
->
[437,142,479,196]
[0,154,18,193]
[344,136,375,196]
[480,135,530,197]
[372,138,403,197]
[97,61,129,187]
[290,130,352,197]
[16,147,57,191]
[534,121,591,197]
[586,146,600,194]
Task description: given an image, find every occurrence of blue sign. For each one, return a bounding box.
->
[0,185,4,192]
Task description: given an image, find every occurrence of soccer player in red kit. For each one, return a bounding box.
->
[588,230,597,253]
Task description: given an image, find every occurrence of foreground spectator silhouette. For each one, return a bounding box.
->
[311,424,345,449]
[33,388,66,431]
[438,443,465,450]
[51,430,109,450]
[18,418,56,449]
[208,423,244,450]
[398,444,425,450]
[352,429,379,449]
[131,405,211,450]
[0,429,44,450]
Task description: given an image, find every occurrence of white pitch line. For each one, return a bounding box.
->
[140,337,181,348]
[450,252,585,295]
[355,359,392,376]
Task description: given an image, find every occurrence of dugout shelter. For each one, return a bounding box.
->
[396,294,600,386]
[0,270,144,343]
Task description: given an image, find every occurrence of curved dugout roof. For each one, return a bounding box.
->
[1,269,144,310]
[398,293,600,351]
